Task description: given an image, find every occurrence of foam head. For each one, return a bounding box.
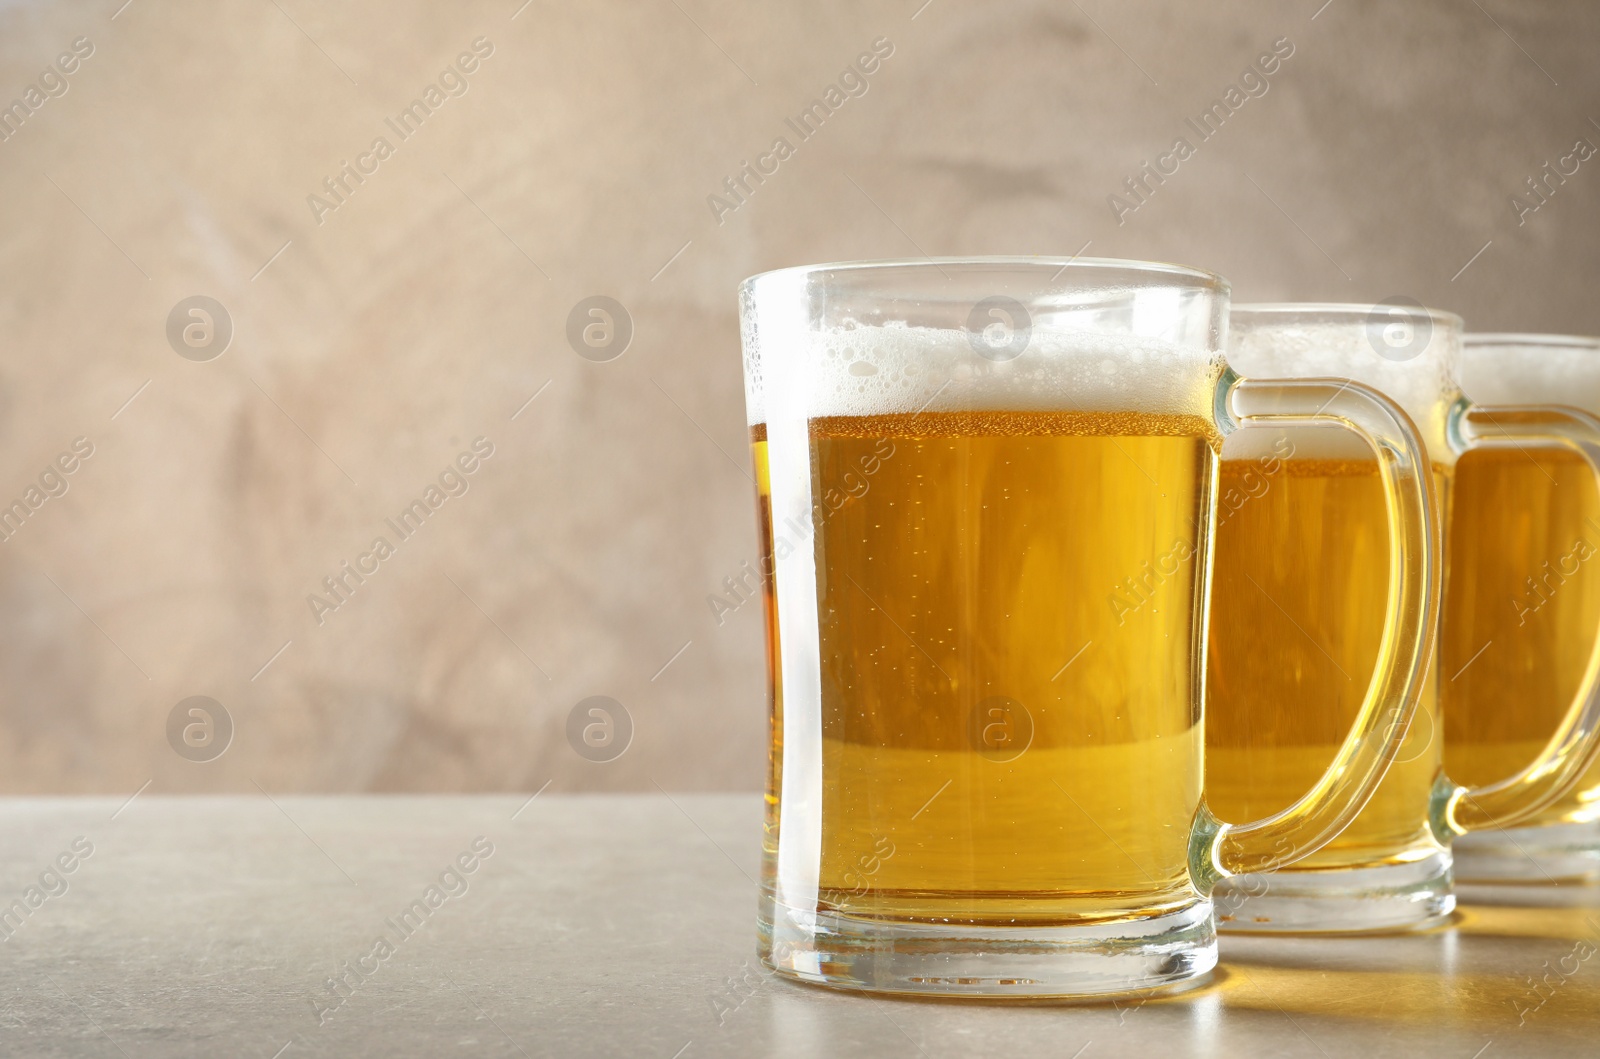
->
[1228,303,1463,463]
[1459,333,1600,415]
[745,322,1225,426]
[740,258,1231,429]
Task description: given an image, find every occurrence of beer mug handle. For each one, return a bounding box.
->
[1436,402,1600,835]
[1190,374,1440,888]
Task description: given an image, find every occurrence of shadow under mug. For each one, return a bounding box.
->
[1209,307,1600,932]
[740,259,1433,996]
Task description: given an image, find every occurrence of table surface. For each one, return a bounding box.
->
[2,795,1597,1058]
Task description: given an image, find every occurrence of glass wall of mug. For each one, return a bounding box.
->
[742,260,1434,996]
[1445,333,1600,884]
[1209,307,1600,932]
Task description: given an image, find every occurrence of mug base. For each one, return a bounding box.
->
[1213,850,1453,934]
[1452,821,1600,884]
[758,899,1216,998]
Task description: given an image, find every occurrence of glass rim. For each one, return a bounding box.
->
[1465,331,1600,350]
[1232,301,1464,330]
[738,255,1229,294]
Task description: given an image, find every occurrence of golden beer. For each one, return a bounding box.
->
[1205,451,1447,871]
[1443,446,1600,825]
[748,266,1437,991]
[757,409,1221,926]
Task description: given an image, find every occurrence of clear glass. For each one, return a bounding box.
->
[1209,310,1600,932]
[741,261,1434,996]
[1446,333,1600,883]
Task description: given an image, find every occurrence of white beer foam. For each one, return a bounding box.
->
[1227,318,1459,462]
[1459,337,1600,414]
[745,322,1224,427]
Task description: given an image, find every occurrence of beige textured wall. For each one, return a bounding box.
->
[0,0,1595,793]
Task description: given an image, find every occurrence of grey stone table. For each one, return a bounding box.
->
[2,795,1597,1057]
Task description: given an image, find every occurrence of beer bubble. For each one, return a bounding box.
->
[566,695,633,762]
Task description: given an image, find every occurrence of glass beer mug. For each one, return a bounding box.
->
[1209,306,1600,931]
[740,260,1433,996]
[1445,332,1600,883]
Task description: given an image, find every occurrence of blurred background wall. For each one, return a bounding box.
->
[0,0,1595,793]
